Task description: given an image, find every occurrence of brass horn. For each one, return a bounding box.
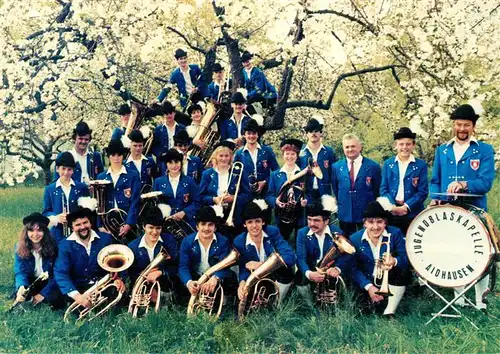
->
[374,238,393,297]
[63,244,134,322]
[187,248,240,319]
[225,162,244,227]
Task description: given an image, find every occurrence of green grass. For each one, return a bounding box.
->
[0,185,499,353]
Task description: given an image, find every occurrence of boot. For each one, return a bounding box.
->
[296,285,314,307]
[383,285,405,315]
[276,282,292,306]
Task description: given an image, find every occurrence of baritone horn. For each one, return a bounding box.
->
[374,236,393,297]
[63,244,134,322]
[237,252,286,320]
[128,247,171,317]
[187,248,240,319]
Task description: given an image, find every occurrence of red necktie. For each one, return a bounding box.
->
[349,160,355,190]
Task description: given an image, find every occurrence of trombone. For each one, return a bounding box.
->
[374,235,393,297]
[225,162,244,227]
[61,194,70,238]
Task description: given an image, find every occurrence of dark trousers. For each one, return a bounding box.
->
[339,221,364,237]
[388,215,413,236]
[278,221,299,242]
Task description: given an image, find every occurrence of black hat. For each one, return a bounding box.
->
[174,129,191,146]
[304,118,323,132]
[280,138,302,153]
[128,130,145,143]
[196,205,223,224]
[393,127,416,140]
[161,101,175,115]
[213,63,224,72]
[56,152,76,168]
[187,103,203,116]
[231,92,246,104]
[214,140,237,151]
[241,51,253,63]
[106,139,128,156]
[141,206,164,227]
[161,148,183,163]
[22,212,50,227]
[243,118,260,134]
[73,120,92,137]
[118,104,131,116]
[67,208,95,227]
[363,201,391,219]
[307,195,337,218]
[242,199,270,224]
[450,104,479,123]
[174,48,188,59]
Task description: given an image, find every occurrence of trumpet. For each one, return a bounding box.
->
[374,236,393,297]
[187,248,240,319]
[61,194,70,238]
[63,244,134,322]
[9,271,50,311]
[128,247,171,317]
[225,162,244,227]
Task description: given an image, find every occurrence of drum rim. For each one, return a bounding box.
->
[406,204,493,288]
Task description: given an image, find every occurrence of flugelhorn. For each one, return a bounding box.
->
[128,247,171,317]
[374,236,393,297]
[187,248,240,319]
[225,162,244,227]
[63,244,134,322]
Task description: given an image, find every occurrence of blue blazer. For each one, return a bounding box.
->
[125,156,157,191]
[380,157,428,217]
[349,226,408,290]
[430,140,495,210]
[54,232,113,295]
[332,157,382,223]
[151,124,186,159]
[299,145,337,196]
[42,181,90,244]
[158,155,203,183]
[242,67,277,101]
[178,232,231,285]
[14,245,59,299]
[207,79,233,101]
[96,169,141,226]
[233,225,296,282]
[199,167,251,227]
[295,225,352,277]
[233,144,280,186]
[153,174,200,226]
[53,151,104,183]
[157,65,207,108]
[111,127,126,141]
[127,234,179,281]
[220,115,252,141]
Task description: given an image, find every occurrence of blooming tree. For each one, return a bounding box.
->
[0,0,498,185]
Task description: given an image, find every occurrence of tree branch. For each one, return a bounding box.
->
[165,26,207,55]
[305,8,377,34]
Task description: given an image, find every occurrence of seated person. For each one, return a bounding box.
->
[240,51,277,106]
[350,200,408,317]
[127,206,179,302]
[54,208,125,307]
[124,129,157,192]
[13,213,63,309]
[43,152,89,244]
[233,199,297,305]
[295,196,353,304]
[111,104,132,140]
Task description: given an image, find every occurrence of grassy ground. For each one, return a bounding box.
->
[0,186,499,353]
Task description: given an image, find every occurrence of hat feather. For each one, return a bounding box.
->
[86,119,97,131]
[77,197,98,212]
[121,135,131,148]
[197,101,206,113]
[311,114,324,126]
[467,99,484,116]
[139,126,151,139]
[253,199,268,211]
[321,195,338,213]
[376,197,395,212]
[252,114,264,126]
[237,88,248,99]
[212,205,224,218]
[157,203,172,218]
[186,125,198,138]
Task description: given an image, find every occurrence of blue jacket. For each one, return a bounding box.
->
[42,180,90,244]
[14,245,59,299]
[380,156,429,217]
[199,167,251,227]
[242,67,277,102]
[332,157,382,223]
[54,232,113,295]
[158,155,203,183]
[157,64,207,108]
[219,115,252,141]
[295,225,352,277]
[233,144,280,187]
[430,140,495,210]
[96,168,141,226]
[151,123,186,159]
[153,174,201,227]
[207,79,233,101]
[233,225,296,282]
[53,150,104,183]
[178,232,231,285]
[127,234,178,282]
[111,127,126,141]
[125,156,157,191]
[299,145,337,196]
[349,226,408,290]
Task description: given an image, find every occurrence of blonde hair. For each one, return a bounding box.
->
[210,146,233,167]
[342,133,361,145]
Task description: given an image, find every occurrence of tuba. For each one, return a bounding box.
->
[237,252,286,320]
[188,102,221,167]
[64,244,134,322]
[187,248,240,319]
[315,233,356,306]
[128,247,171,317]
[374,234,393,297]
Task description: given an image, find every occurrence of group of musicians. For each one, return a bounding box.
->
[12,48,496,319]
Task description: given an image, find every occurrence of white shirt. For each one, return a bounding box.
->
[138,235,163,262]
[67,230,101,256]
[71,148,89,183]
[56,178,75,204]
[230,115,244,138]
[244,67,252,79]
[164,123,178,149]
[107,166,127,187]
[181,68,194,94]
[347,154,363,181]
[448,137,477,163]
[195,232,217,275]
[127,155,147,176]
[279,165,301,181]
[395,154,416,202]
[304,144,325,189]
[215,168,230,195]
[245,231,269,262]
[305,226,340,280]
[32,249,43,278]
[361,229,391,290]
[244,143,261,172]
[169,175,180,198]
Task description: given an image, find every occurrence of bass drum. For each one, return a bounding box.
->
[406,205,494,288]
